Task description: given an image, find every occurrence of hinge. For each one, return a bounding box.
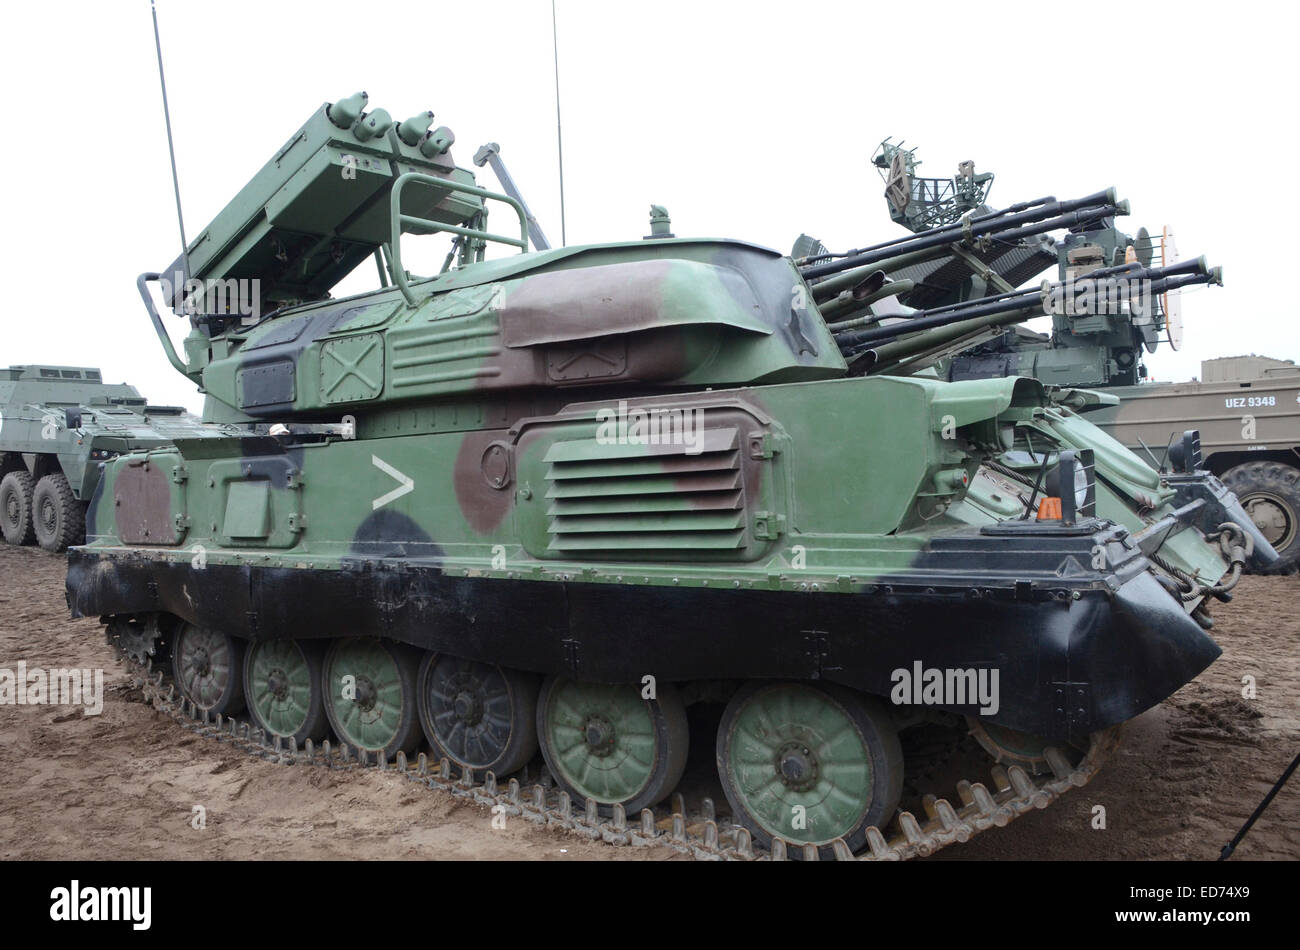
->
[748,431,777,459]
[561,638,581,674]
[1051,681,1090,733]
[753,511,786,540]
[802,630,829,679]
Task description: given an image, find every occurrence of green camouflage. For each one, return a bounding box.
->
[60,92,1269,856]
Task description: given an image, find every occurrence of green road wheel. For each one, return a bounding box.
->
[172,623,246,717]
[537,676,688,815]
[418,654,539,777]
[716,682,903,858]
[244,639,327,745]
[322,638,421,759]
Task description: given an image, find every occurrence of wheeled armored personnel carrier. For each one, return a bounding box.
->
[0,365,220,551]
[66,93,1271,859]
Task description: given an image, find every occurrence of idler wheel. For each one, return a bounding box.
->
[966,717,1084,776]
[716,682,903,859]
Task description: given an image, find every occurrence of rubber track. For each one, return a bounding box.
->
[121,645,1119,861]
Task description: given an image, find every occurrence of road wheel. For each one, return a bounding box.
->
[716,681,903,859]
[418,654,539,778]
[32,473,85,552]
[244,639,328,746]
[1222,461,1300,573]
[322,638,422,759]
[536,676,688,815]
[0,471,35,545]
[172,623,247,717]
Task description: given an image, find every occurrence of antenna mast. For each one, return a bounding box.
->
[552,0,567,245]
[151,0,190,293]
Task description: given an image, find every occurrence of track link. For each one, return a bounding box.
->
[124,653,1118,861]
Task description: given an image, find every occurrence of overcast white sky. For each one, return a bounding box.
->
[1,0,1296,412]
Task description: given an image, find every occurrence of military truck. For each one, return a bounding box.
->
[841,141,1300,572]
[1085,356,1300,572]
[0,365,220,551]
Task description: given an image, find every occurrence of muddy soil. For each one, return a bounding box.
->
[1,543,1295,861]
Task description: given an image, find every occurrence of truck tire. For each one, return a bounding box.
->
[32,473,85,553]
[1222,461,1300,574]
[0,471,36,545]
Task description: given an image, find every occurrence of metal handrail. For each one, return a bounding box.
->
[137,272,191,377]
[388,172,529,306]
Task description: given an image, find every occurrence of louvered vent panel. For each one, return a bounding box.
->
[544,427,747,555]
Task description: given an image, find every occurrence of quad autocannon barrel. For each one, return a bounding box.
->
[803,202,1129,317]
[836,258,1222,369]
[800,188,1124,281]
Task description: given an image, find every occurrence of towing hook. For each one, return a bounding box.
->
[1160,521,1253,605]
[1210,521,1253,565]
[1179,521,1255,602]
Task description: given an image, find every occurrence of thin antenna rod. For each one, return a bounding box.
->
[552,0,567,245]
[151,0,189,288]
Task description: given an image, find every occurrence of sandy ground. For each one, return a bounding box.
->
[0,542,1295,861]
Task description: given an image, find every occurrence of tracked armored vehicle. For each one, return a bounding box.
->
[67,93,1270,858]
[0,365,221,551]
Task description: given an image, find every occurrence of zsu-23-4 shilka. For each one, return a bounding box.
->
[67,92,1274,859]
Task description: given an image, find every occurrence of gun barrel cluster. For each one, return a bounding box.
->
[795,186,1222,376]
[800,188,1120,281]
[832,258,1220,371]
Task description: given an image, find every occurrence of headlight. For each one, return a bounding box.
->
[1168,430,1202,474]
[1069,464,1089,510]
[1045,449,1096,524]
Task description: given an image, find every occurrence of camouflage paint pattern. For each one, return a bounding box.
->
[66,95,1253,747]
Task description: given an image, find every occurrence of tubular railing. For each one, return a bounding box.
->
[388,172,529,305]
